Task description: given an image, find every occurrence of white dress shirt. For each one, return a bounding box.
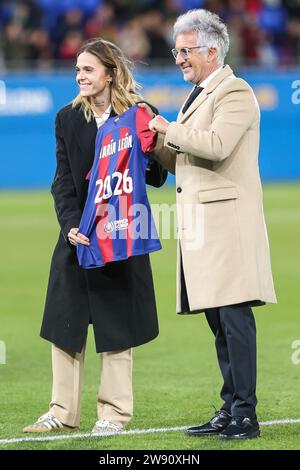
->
[199,66,223,89]
[94,105,112,129]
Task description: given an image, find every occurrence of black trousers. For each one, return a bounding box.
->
[204,304,257,418]
[180,250,257,417]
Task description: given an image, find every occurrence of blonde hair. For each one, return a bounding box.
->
[73,38,143,122]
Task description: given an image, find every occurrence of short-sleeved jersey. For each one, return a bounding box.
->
[77,104,162,269]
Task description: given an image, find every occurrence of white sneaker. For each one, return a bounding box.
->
[23,412,76,433]
[91,419,122,436]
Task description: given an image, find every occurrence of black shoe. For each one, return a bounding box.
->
[186,410,232,436]
[219,416,260,440]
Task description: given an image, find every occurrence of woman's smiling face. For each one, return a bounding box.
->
[75,51,111,98]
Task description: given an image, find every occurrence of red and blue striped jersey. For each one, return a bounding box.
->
[77,104,162,269]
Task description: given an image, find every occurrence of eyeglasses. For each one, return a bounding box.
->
[171,46,207,60]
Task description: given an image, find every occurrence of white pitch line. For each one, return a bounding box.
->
[260,418,300,426]
[1,419,300,445]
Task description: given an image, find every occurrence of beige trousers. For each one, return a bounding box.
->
[49,342,133,428]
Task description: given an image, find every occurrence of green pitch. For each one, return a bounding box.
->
[0,183,299,450]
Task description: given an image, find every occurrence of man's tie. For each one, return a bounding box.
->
[182,86,204,114]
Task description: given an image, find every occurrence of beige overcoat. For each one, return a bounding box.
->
[154,65,277,313]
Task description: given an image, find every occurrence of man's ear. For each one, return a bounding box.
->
[207,47,218,63]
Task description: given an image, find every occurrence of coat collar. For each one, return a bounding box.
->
[72,105,97,160]
[178,65,233,123]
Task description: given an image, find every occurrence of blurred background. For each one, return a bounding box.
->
[2,0,300,69]
[0,0,300,187]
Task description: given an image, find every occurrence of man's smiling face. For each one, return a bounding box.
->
[174,31,209,85]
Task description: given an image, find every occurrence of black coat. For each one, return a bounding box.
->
[40,104,167,353]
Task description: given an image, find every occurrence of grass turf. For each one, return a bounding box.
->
[0,183,299,450]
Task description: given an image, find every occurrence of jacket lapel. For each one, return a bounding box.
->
[178,65,233,123]
[178,88,208,123]
[72,107,97,164]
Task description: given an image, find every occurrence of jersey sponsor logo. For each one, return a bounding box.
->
[104,218,129,233]
[104,221,114,233]
[115,219,129,231]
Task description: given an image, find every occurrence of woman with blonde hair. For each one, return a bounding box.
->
[23,38,166,435]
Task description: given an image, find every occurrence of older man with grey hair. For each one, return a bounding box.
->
[142,9,277,440]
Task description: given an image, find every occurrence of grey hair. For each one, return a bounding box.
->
[173,9,229,65]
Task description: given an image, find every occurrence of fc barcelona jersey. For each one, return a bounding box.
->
[77,104,162,269]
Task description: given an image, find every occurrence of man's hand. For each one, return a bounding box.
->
[68,228,90,246]
[149,115,170,135]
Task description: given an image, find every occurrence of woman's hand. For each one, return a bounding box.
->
[68,228,90,246]
[137,102,156,118]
